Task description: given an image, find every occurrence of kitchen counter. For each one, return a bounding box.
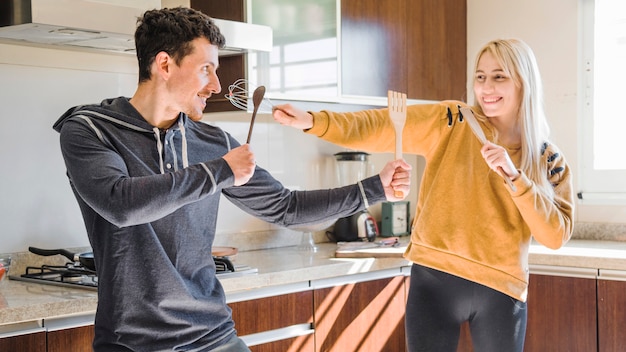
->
[2,239,626,328]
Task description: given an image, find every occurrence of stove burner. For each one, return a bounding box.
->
[214,257,235,273]
[12,256,256,290]
[14,263,98,290]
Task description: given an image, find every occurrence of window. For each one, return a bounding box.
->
[247,0,339,101]
[580,0,626,203]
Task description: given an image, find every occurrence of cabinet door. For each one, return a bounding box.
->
[406,0,467,101]
[341,0,407,97]
[457,322,473,352]
[342,0,467,101]
[0,331,46,352]
[524,274,597,352]
[314,276,406,352]
[47,325,95,352]
[230,291,314,352]
[598,279,626,352]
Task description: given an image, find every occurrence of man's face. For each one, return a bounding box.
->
[168,37,221,121]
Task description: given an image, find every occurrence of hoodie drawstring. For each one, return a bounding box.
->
[153,121,189,174]
[178,120,189,169]
[153,127,165,174]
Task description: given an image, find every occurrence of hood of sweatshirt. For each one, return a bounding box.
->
[53,97,191,174]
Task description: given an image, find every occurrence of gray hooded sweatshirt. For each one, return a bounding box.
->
[52,97,386,351]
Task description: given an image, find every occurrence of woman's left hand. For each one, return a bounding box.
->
[480,141,520,181]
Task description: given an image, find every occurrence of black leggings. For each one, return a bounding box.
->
[406,264,527,352]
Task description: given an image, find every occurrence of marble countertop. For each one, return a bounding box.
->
[2,238,626,327]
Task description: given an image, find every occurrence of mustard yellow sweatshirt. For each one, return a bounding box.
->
[308,100,575,301]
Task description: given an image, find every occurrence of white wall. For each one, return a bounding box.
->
[467,0,626,223]
[0,41,417,253]
[0,43,137,252]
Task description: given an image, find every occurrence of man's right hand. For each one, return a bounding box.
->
[222,144,256,186]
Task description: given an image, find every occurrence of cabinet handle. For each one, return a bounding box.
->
[240,323,313,347]
[44,312,95,332]
[598,269,626,281]
[529,264,598,279]
[0,320,45,339]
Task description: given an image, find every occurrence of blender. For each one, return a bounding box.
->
[332,152,379,242]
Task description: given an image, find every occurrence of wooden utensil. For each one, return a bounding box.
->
[460,107,517,191]
[388,90,407,198]
[212,246,238,257]
[246,85,266,144]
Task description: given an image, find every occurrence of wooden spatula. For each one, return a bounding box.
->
[388,90,407,198]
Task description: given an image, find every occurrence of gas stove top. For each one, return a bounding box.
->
[10,263,97,290]
[10,257,257,291]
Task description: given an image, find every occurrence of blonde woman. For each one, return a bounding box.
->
[273,39,574,351]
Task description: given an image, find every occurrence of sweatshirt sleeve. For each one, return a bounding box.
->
[509,143,575,249]
[222,168,387,229]
[306,101,465,155]
[59,118,234,228]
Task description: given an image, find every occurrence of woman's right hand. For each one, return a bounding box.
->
[272,104,314,130]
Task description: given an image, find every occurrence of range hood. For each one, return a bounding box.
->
[0,0,272,55]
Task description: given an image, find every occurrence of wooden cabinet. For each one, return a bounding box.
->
[47,325,94,352]
[341,0,467,101]
[524,273,597,352]
[598,275,626,352]
[456,322,473,352]
[209,0,466,106]
[313,276,406,352]
[0,324,93,352]
[340,0,407,99]
[230,291,315,351]
[456,271,598,352]
[0,331,46,352]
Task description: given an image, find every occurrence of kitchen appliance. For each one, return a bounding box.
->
[333,211,378,242]
[10,248,257,290]
[330,151,379,242]
[381,201,410,237]
[334,151,371,187]
[0,0,272,55]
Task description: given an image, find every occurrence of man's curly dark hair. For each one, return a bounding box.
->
[134,7,226,83]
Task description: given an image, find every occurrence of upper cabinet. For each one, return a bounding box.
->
[191,0,247,113]
[341,0,467,101]
[199,0,467,110]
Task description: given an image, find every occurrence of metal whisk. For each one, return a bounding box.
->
[225,79,274,113]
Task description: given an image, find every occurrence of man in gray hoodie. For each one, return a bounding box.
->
[53,7,411,352]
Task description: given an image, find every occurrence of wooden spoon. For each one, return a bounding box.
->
[246,85,266,144]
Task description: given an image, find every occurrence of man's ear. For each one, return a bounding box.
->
[153,51,172,80]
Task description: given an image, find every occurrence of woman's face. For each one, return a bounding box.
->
[473,51,521,122]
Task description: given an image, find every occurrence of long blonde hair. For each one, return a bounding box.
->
[472,39,554,200]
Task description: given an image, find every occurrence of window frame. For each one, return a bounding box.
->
[578,0,626,204]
